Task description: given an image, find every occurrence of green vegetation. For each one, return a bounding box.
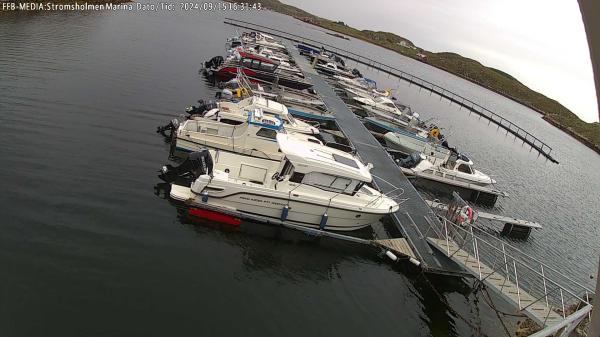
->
[236,0,600,153]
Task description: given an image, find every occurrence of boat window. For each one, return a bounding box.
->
[289,172,304,183]
[330,176,352,190]
[256,127,277,140]
[242,58,253,68]
[250,59,261,69]
[184,121,197,132]
[220,119,244,126]
[205,127,218,135]
[302,172,356,194]
[280,160,294,177]
[353,182,364,194]
[260,63,276,72]
[332,153,359,169]
[457,164,473,174]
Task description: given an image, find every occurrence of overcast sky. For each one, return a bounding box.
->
[283,0,599,122]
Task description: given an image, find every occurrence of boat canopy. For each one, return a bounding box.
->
[247,109,284,131]
[235,96,289,117]
[237,51,277,65]
[374,96,396,105]
[276,133,372,182]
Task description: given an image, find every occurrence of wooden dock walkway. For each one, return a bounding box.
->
[223,18,559,164]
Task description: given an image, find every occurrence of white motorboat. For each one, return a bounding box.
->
[215,72,333,122]
[315,62,355,78]
[334,75,375,89]
[333,76,390,98]
[353,96,418,126]
[253,46,294,64]
[187,96,320,135]
[401,152,496,186]
[342,85,390,99]
[241,31,287,51]
[174,109,322,160]
[165,134,400,231]
[383,129,450,161]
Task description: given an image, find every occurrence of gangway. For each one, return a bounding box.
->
[426,193,594,335]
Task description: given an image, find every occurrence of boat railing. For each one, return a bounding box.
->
[425,193,594,327]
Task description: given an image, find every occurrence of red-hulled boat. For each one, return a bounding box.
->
[205,52,312,90]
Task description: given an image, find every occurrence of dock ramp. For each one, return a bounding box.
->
[288,43,466,275]
[425,195,594,334]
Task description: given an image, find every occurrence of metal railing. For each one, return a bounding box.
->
[426,193,594,331]
[223,18,558,163]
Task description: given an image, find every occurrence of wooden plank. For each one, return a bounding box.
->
[375,238,417,260]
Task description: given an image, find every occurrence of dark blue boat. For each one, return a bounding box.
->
[297,43,321,56]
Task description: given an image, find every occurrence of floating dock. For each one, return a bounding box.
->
[425,199,542,239]
[288,43,466,275]
[224,18,558,164]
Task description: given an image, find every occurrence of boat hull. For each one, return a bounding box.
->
[215,67,312,90]
[170,185,390,231]
[384,132,449,161]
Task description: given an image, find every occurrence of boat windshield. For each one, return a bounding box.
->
[297,172,361,195]
[457,163,473,174]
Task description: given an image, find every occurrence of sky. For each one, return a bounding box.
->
[283,0,599,123]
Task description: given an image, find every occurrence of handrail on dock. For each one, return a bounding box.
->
[223,18,558,163]
[426,193,593,332]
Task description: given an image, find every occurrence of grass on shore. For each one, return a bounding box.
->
[237,0,600,153]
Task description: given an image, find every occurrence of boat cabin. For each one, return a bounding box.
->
[373,96,399,109]
[238,52,280,73]
[275,133,373,195]
[444,153,475,174]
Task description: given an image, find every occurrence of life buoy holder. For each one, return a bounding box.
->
[429,127,440,138]
[457,205,475,225]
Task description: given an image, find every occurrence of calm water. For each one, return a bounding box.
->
[1,4,598,337]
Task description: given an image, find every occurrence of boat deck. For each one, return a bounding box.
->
[289,43,465,275]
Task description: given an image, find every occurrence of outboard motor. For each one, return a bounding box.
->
[185,99,218,115]
[156,118,180,138]
[204,56,224,70]
[158,150,213,183]
[397,152,424,169]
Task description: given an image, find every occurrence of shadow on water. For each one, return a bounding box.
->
[153,182,501,337]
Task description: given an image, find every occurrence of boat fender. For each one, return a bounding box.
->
[280,205,289,221]
[319,213,328,230]
[385,250,398,262]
